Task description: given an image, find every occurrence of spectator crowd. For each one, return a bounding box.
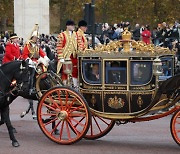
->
[0,20,180,64]
[0,32,57,64]
[90,21,180,60]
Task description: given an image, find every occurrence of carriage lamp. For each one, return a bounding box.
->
[153,57,163,76]
[63,59,73,75]
[62,59,73,86]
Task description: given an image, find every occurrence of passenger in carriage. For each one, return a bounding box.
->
[108,61,121,84]
[22,25,50,94]
[107,61,127,84]
[2,33,21,64]
[162,61,171,76]
[89,63,100,81]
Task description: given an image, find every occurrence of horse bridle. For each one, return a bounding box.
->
[0,61,28,96]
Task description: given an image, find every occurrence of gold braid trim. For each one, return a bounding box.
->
[26,40,39,59]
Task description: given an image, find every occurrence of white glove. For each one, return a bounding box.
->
[38,57,49,67]
[44,56,50,67]
[43,60,49,67]
[27,58,36,68]
[60,58,65,63]
[44,56,50,63]
[38,57,45,64]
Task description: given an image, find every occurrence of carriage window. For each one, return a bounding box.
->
[105,61,127,84]
[159,57,173,80]
[82,61,101,84]
[131,62,152,85]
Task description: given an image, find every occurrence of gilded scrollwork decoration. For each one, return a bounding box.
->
[91,95,96,106]
[79,29,173,57]
[137,95,143,108]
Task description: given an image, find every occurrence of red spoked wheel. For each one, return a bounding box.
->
[84,113,115,140]
[37,86,90,144]
[171,108,180,146]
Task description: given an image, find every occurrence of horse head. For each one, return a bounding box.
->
[0,60,29,93]
[12,60,29,82]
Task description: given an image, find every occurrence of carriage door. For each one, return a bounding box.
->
[130,60,155,113]
[103,60,129,113]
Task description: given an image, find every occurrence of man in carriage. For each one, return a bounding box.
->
[22,24,50,94]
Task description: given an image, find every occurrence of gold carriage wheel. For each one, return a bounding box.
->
[36,72,63,98]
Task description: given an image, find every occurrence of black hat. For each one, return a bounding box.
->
[66,20,75,26]
[10,33,18,39]
[78,20,87,27]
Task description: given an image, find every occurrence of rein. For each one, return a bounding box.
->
[0,62,26,97]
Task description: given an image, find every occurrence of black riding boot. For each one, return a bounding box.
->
[29,67,36,95]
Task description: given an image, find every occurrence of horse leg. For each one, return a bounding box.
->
[20,102,31,118]
[0,109,17,133]
[29,99,37,120]
[51,118,59,135]
[0,120,4,125]
[20,99,37,120]
[2,106,19,147]
[29,68,36,95]
[42,116,59,134]
[0,111,5,125]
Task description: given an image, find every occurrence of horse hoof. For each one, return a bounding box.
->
[20,112,26,118]
[32,114,37,120]
[12,128,17,133]
[0,121,5,126]
[12,141,20,147]
[54,129,59,135]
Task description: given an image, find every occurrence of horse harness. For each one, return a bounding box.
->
[0,63,26,98]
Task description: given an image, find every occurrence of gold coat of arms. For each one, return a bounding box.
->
[108,96,125,109]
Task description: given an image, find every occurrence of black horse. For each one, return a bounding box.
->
[0,60,29,147]
[20,59,58,118]
[0,59,61,147]
[152,74,180,107]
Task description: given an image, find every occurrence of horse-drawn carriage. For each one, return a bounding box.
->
[34,30,180,146]
[1,30,179,147]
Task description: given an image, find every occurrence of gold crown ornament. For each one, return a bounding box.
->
[122,28,132,40]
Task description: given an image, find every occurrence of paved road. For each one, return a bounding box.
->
[0,97,179,154]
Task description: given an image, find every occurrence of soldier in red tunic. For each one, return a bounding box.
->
[22,32,47,65]
[22,26,49,94]
[2,33,21,64]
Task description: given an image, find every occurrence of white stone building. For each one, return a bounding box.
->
[14,0,49,41]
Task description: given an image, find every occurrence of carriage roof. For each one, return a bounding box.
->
[79,28,175,58]
[78,40,175,58]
